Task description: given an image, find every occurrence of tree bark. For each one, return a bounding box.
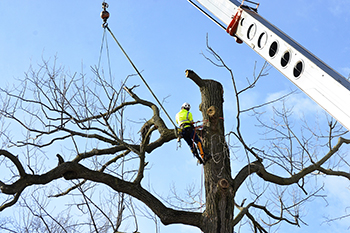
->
[186,70,234,233]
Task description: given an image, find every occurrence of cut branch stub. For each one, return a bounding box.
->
[218,178,229,190]
[207,106,216,118]
[185,69,204,87]
[207,105,219,131]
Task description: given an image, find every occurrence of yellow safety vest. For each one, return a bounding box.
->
[176,109,193,128]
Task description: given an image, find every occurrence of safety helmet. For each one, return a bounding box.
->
[182,102,190,110]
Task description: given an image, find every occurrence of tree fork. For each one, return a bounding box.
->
[186,70,234,233]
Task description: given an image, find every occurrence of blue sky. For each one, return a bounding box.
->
[1,1,350,232]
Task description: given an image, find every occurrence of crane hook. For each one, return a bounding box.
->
[101,2,110,28]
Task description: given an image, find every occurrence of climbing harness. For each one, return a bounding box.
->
[194,120,204,131]
[99,2,178,134]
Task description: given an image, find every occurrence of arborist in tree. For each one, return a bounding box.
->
[176,102,206,165]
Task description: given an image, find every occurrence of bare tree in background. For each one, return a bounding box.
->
[1,40,350,233]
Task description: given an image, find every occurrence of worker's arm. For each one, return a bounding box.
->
[188,112,194,125]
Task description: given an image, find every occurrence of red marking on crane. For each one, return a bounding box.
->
[226,7,243,44]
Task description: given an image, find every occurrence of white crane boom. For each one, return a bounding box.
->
[190,0,350,131]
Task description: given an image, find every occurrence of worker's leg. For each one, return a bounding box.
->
[182,128,204,164]
[191,130,210,163]
[189,129,205,164]
[191,130,205,157]
[182,128,195,150]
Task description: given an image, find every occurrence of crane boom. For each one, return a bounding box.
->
[190,0,350,131]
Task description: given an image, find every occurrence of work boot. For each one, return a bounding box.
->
[196,157,205,165]
[192,149,204,165]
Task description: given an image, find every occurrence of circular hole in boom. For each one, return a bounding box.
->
[240,18,245,26]
[281,51,291,67]
[247,24,256,40]
[293,61,304,78]
[257,32,267,49]
[269,41,278,57]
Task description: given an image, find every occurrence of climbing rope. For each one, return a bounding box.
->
[100,2,178,131]
[200,165,204,213]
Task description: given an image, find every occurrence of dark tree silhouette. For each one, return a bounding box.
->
[1,46,350,232]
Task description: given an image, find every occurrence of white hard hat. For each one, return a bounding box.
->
[182,102,191,110]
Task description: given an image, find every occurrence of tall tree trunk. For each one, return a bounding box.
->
[186,70,234,233]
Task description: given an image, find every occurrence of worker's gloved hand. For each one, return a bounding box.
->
[177,128,183,135]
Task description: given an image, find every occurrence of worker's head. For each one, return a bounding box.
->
[181,102,191,111]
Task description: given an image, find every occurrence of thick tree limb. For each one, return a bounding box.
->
[0,160,203,229]
[233,137,350,191]
[0,150,26,177]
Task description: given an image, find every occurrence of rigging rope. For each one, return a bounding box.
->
[105,29,113,81]
[97,28,106,70]
[104,25,178,130]
[98,27,113,81]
